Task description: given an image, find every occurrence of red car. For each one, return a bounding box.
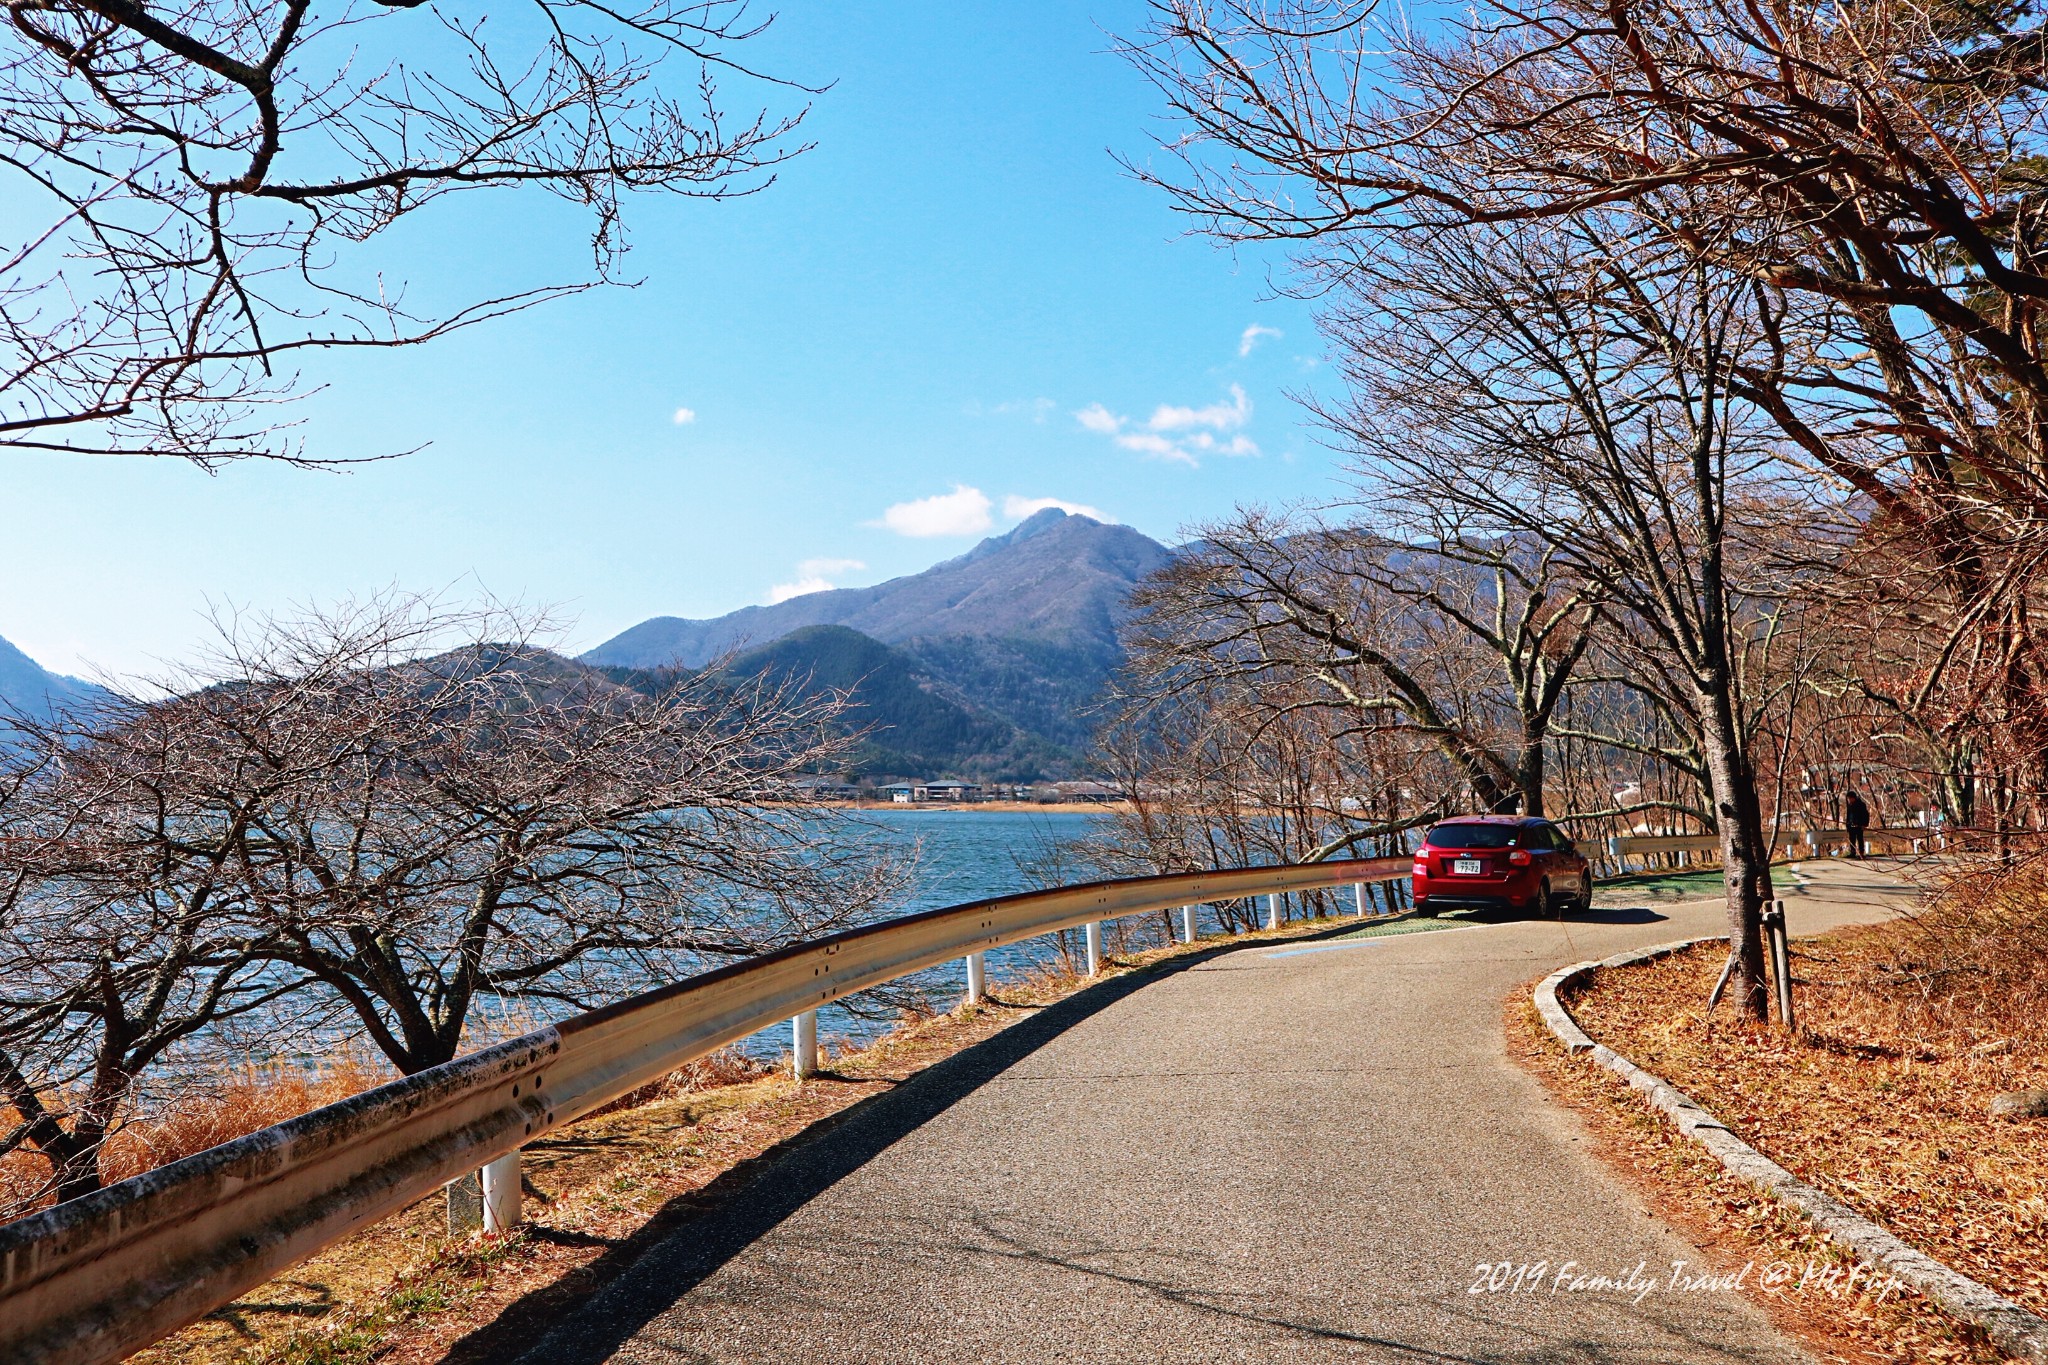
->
[1411,816,1593,916]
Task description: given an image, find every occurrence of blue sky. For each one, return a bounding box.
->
[4,2,1343,679]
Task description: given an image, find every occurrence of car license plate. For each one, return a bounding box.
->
[1454,858,1483,875]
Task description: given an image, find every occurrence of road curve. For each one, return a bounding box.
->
[507,861,1917,1364]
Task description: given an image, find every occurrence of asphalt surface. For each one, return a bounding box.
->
[508,860,1920,1364]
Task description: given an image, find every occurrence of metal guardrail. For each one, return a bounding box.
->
[1610,833,1723,858]
[1609,829,1939,872]
[1803,827,1937,854]
[0,856,1409,1365]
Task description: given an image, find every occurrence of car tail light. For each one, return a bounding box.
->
[1508,849,1532,866]
[1412,862,1428,877]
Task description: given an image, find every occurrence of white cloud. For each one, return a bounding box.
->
[1238,324,1283,357]
[1117,431,1197,464]
[1147,384,1251,433]
[1074,403,1122,436]
[1072,385,1257,466]
[1003,494,1113,523]
[672,406,697,425]
[766,556,866,604]
[1181,431,1261,458]
[872,484,994,538]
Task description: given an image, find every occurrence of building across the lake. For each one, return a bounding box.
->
[916,780,980,803]
[865,778,1122,805]
[1032,779,1119,804]
[791,776,861,802]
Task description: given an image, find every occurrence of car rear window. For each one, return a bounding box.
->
[1424,823,1518,849]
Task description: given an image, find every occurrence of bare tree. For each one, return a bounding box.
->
[2,0,811,463]
[1126,0,2048,836]
[160,598,907,1073]
[0,695,317,1209]
[0,595,906,1207]
[1323,219,1812,1018]
[1126,507,1599,818]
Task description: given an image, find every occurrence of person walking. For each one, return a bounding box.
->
[1843,789,1872,859]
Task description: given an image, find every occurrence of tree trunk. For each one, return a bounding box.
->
[0,1051,112,1205]
[48,1124,107,1206]
[1698,686,1773,1021]
[1516,738,1546,817]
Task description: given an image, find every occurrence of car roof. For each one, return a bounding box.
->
[1432,814,1541,825]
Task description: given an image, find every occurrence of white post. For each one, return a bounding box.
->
[481,1151,521,1234]
[1265,893,1282,931]
[792,1009,818,1079]
[1352,883,1370,917]
[964,951,986,1005]
[1084,921,1104,976]
[1180,904,1197,944]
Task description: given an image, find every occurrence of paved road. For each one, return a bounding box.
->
[509,861,1919,1364]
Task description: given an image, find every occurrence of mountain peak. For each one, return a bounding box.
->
[951,506,1092,567]
[1013,505,1084,536]
[583,512,1168,671]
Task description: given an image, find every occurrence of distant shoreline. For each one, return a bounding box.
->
[833,799,1131,814]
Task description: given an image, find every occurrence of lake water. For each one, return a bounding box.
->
[738,806,1121,1057]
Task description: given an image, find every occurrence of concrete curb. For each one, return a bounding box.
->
[1535,938,2048,1364]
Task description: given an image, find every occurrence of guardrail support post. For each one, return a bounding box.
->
[1180,904,1197,943]
[792,1009,818,1079]
[1352,883,1369,917]
[482,1151,521,1234]
[1265,893,1282,931]
[965,951,986,1005]
[1084,921,1103,976]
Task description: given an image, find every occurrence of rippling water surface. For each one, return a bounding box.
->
[743,806,1118,1056]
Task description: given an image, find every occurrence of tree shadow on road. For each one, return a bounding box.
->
[1565,906,1673,925]
[444,935,1316,1365]
[1429,905,1673,927]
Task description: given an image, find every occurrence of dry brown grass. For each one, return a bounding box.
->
[1520,860,2048,1362]
[1853,852,2048,1053]
[1,1055,393,1220]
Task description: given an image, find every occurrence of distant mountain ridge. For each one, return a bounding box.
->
[709,626,1069,781]
[583,510,1170,670]
[582,510,1174,780]
[0,635,104,725]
